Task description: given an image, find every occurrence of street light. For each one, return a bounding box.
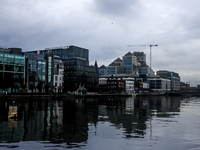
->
[149,44,158,68]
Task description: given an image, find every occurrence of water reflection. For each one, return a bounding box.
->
[0,96,183,147]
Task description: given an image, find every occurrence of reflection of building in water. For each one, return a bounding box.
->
[51,100,63,134]
[0,101,24,142]
[125,97,134,113]
[23,100,50,141]
[147,96,181,114]
[8,106,18,128]
[61,100,88,143]
[0,99,89,144]
[0,96,181,143]
[97,98,147,138]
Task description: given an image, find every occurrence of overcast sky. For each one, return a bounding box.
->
[1,0,200,85]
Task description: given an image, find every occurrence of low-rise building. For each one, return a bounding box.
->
[149,78,171,93]
[123,78,134,94]
[157,70,180,92]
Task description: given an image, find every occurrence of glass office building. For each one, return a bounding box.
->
[122,52,139,74]
[30,45,89,63]
[25,53,46,93]
[157,70,181,92]
[0,48,25,93]
[27,45,98,92]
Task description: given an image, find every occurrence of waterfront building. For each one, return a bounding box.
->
[123,78,135,94]
[52,55,64,93]
[63,56,98,92]
[27,45,98,92]
[180,82,190,93]
[84,61,99,91]
[157,70,180,92]
[98,75,136,94]
[98,76,123,93]
[149,78,171,93]
[30,45,89,63]
[0,48,25,93]
[24,53,46,93]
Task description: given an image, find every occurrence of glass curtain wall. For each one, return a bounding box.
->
[0,52,25,93]
[26,54,46,93]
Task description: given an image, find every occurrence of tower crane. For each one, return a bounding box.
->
[127,44,158,68]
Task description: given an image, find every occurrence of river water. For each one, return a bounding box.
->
[0,96,200,150]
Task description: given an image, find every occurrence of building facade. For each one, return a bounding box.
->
[24,53,46,93]
[27,45,98,92]
[149,78,171,93]
[0,48,25,93]
[122,52,139,74]
[157,70,180,92]
[106,58,123,75]
[52,56,64,93]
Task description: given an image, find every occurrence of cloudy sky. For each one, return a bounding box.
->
[1,0,200,85]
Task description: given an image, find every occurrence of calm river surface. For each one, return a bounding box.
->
[0,96,200,150]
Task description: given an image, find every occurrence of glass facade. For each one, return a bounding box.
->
[157,70,180,91]
[0,51,25,93]
[25,53,46,93]
[31,46,89,63]
[107,66,117,75]
[64,57,98,91]
[26,45,98,92]
[122,52,138,74]
[123,57,133,74]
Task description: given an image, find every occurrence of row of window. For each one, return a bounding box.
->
[54,82,63,87]
[55,76,64,81]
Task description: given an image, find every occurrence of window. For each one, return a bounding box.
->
[55,76,58,81]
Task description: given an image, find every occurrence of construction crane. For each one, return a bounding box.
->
[127,44,158,68]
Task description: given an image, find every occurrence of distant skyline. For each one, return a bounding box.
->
[1,0,200,86]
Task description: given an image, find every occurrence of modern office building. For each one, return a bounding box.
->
[133,52,146,64]
[31,45,89,63]
[24,53,65,93]
[24,53,46,93]
[99,65,107,77]
[27,45,98,92]
[138,63,155,82]
[157,70,180,92]
[122,52,140,74]
[149,78,171,93]
[0,48,25,93]
[52,56,64,93]
[106,58,123,75]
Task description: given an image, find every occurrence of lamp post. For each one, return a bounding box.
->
[149,44,158,68]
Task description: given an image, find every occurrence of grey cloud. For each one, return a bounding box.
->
[94,0,142,17]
